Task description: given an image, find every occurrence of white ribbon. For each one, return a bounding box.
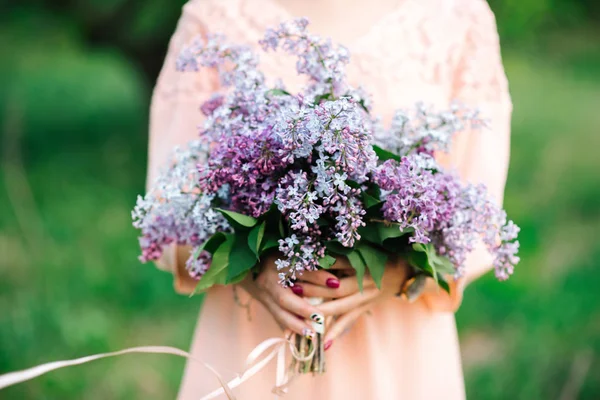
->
[0,336,315,399]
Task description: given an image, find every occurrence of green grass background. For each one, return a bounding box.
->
[1,3,600,399]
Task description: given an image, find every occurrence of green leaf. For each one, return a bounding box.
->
[194,234,234,292]
[362,192,382,209]
[430,254,456,275]
[358,98,369,113]
[373,145,401,162]
[358,224,381,244]
[357,243,388,290]
[358,222,410,246]
[226,232,258,282]
[422,243,455,276]
[325,240,354,255]
[199,232,227,254]
[317,217,331,227]
[265,88,291,97]
[278,217,286,236]
[260,235,280,252]
[313,93,333,104]
[365,184,382,200]
[346,180,361,189]
[318,254,337,269]
[228,270,250,285]
[346,250,366,292]
[248,222,266,257]
[380,224,411,242]
[412,243,427,252]
[409,243,442,284]
[408,250,434,277]
[437,274,451,294]
[381,236,409,253]
[216,208,258,228]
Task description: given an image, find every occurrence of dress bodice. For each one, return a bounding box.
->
[154,0,510,123]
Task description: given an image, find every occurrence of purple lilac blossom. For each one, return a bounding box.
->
[375,155,519,280]
[174,22,378,284]
[186,249,213,279]
[135,18,519,286]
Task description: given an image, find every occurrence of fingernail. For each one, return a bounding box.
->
[326,278,340,288]
[291,285,303,296]
[302,328,315,339]
[310,313,325,334]
[324,340,333,351]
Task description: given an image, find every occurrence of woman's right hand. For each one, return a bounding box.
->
[239,254,368,336]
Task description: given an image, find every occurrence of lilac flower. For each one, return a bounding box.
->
[186,249,213,280]
[374,154,519,280]
[198,126,287,217]
[200,94,225,117]
[277,234,326,286]
[260,18,350,89]
[135,18,519,289]
[276,171,324,232]
[332,196,366,247]
[433,184,519,280]
[132,141,230,269]
[375,102,485,156]
[374,155,454,244]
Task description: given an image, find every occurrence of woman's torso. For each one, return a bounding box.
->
[153,0,510,398]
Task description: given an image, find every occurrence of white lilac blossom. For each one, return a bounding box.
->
[260,18,350,91]
[375,102,485,156]
[132,141,230,277]
[134,18,519,287]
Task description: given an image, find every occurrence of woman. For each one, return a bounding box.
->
[148,0,512,398]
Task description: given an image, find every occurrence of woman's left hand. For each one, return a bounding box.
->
[316,257,411,347]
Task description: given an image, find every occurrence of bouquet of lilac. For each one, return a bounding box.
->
[133,19,519,372]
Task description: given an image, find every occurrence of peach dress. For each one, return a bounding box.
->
[147,0,512,398]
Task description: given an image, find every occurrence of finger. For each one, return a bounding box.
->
[262,295,315,336]
[335,275,376,297]
[276,309,315,337]
[324,302,373,344]
[271,286,326,333]
[327,256,353,270]
[299,276,376,299]
[300,269,341,288]
[318,289,380,317]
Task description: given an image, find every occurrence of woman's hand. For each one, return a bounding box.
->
[319,257,410,348]
[292,258,378,299]
[239,254,356,336]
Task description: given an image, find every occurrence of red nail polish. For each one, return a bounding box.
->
[324,340,333,351]
[291,285,303,295]
[326,278,340,288]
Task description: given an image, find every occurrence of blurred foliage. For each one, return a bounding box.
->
[1,0,600,399]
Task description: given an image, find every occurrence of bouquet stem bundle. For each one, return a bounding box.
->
[291,331,325,374]
[295,297,326,374]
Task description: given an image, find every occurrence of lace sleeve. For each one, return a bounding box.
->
[147,2,219,293]
[421,0,513,312]
[147,2,219,188]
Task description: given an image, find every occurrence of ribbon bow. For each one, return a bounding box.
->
[0,335,315,399]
